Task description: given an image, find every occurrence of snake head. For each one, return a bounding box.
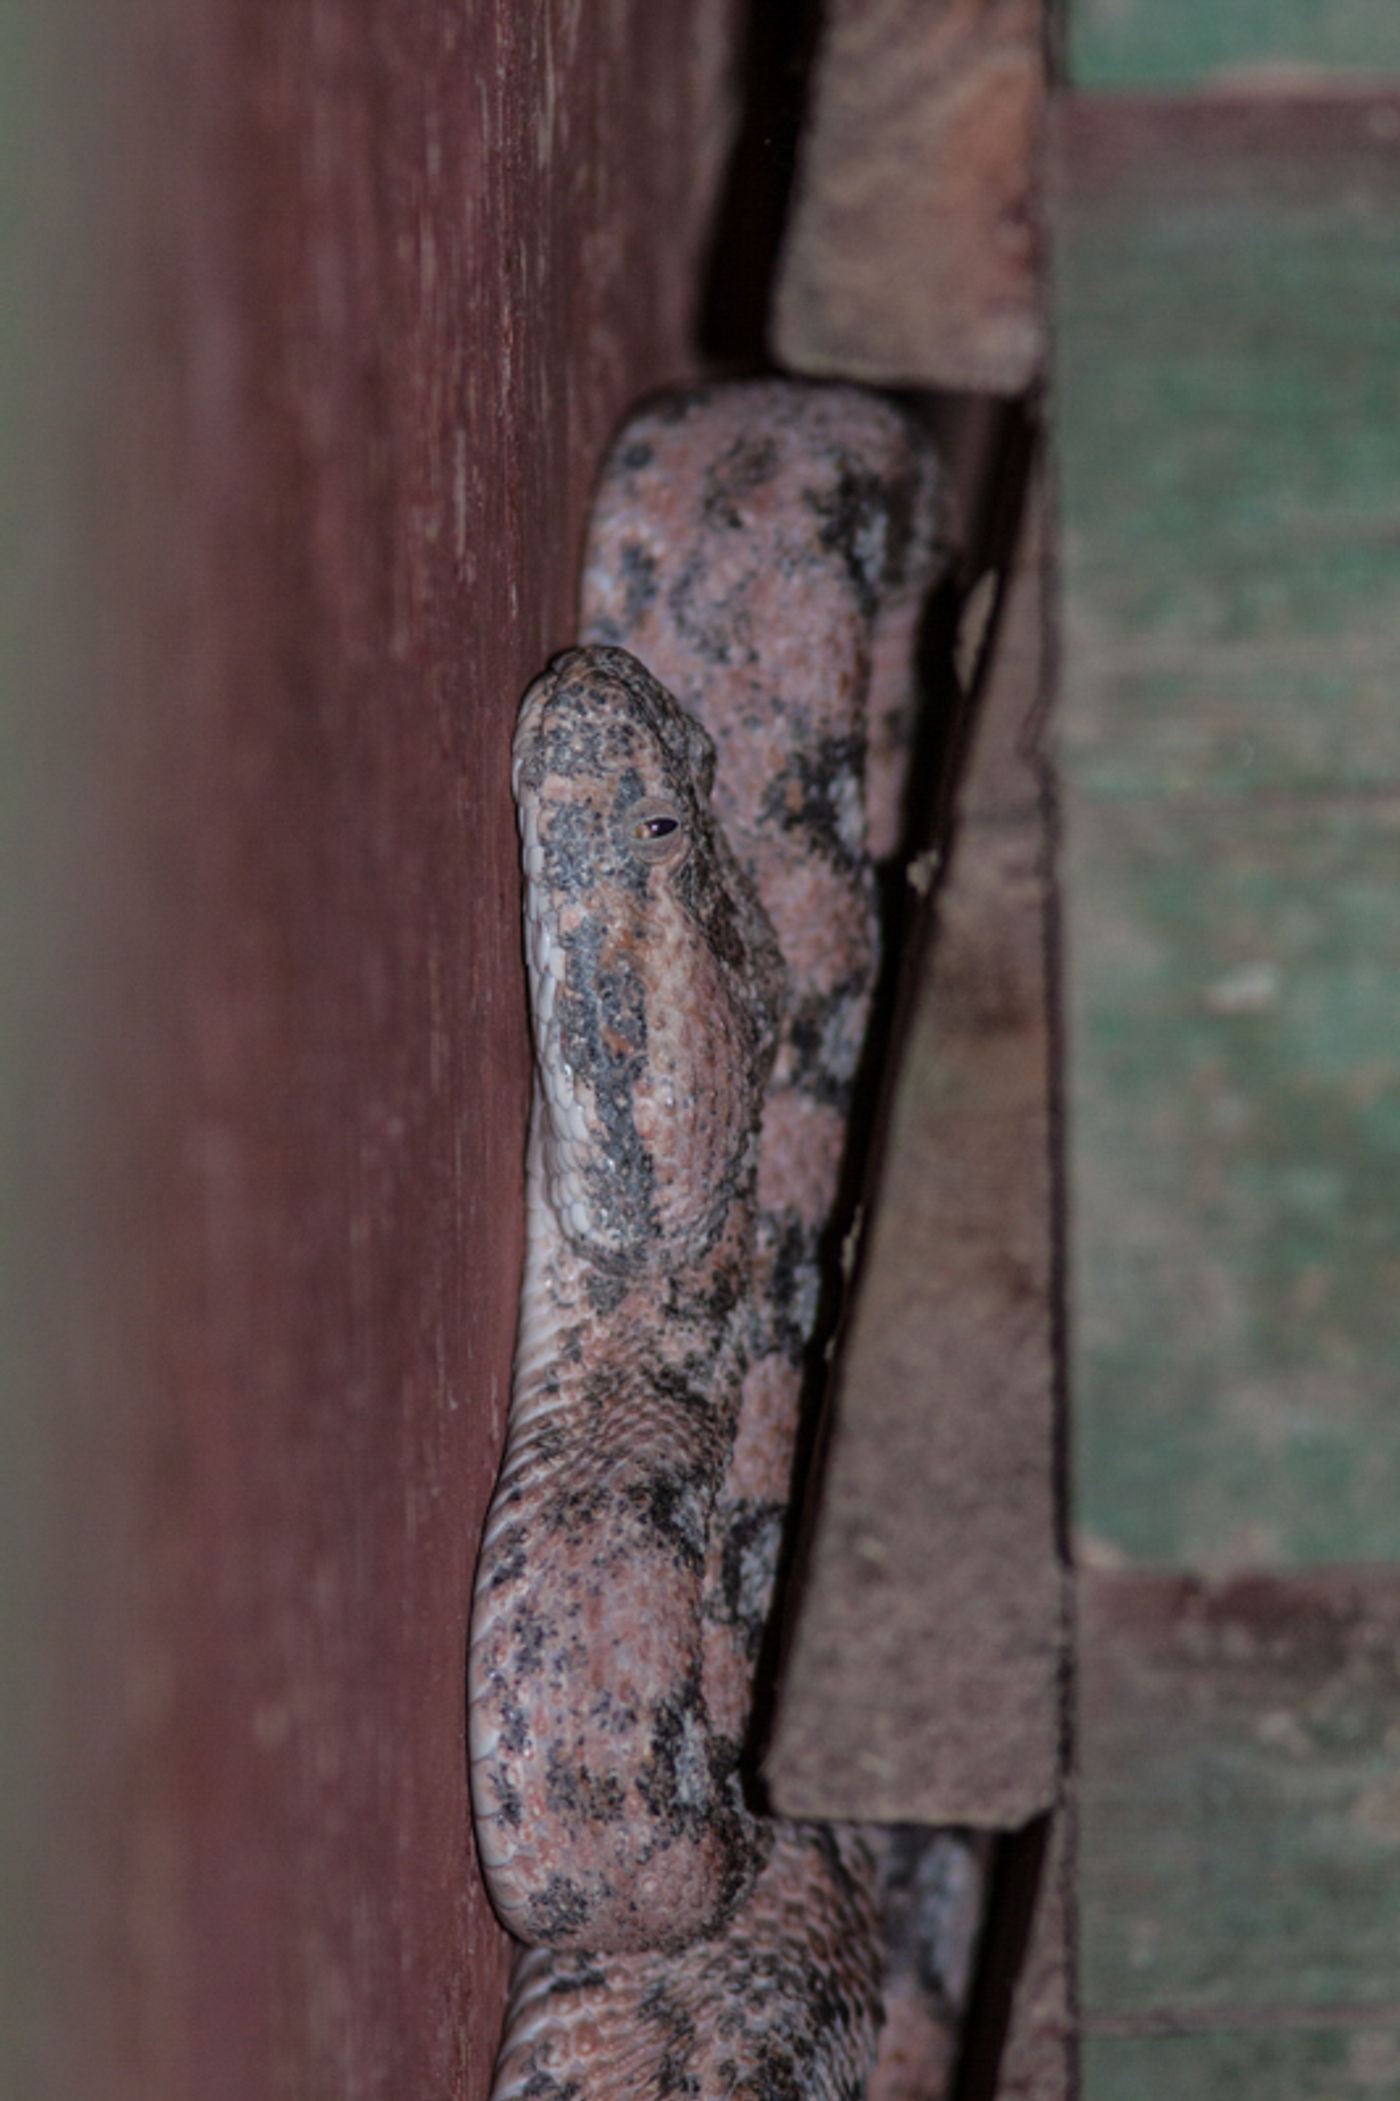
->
[513,646,783,1273]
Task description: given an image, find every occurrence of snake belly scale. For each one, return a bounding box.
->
[469,384,957,2099]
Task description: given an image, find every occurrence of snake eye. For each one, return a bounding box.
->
[625,796,689,865]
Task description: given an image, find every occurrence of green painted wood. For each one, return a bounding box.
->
[1058,100,1400,804]
[1070,0,1400,91]
[1069,796,1400,1569]
[1078,1573,1400,2017]
[1083,2025,1400,2100]
[1056,93,1400,2094]
[1058,98,1400,1571]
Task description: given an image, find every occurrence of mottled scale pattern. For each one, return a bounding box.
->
[470,648,784,1952]
[492,1827,885,2101]
[582,385,949,1744]
[471,386,975,2100]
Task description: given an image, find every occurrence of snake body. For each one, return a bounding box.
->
[469,386,963,2098]
[470,646,783,1951]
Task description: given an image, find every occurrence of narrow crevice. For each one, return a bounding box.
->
[953,1814,1054,2101]
[695,0,824,368]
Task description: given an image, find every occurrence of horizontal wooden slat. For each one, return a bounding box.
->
[1083,2023,1400,2101]
[1069,0,1400,91]
[1079,1569,1400,2019]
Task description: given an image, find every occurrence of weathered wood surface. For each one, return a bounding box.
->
[1069,0,1400,90]
[1058,92,1400,1575]
[766,481,1062,1830]
[1079,1571,1400,2023]
[772,0,1046,393]
[1056,85,1400,2097]
[3,3,741,2095]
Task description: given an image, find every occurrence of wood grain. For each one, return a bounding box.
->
[7,2,741,2094]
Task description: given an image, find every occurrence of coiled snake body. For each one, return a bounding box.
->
[470,386,961,2099]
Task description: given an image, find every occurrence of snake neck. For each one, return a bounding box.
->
[507,1097,756,1486]
[469,1099,766,1952]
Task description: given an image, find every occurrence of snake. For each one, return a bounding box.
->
[468,384,978,2099]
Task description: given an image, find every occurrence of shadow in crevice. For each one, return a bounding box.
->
[951,1811,1072,2101]
[695,0,824,369]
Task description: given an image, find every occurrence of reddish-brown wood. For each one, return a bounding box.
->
[36,3,740,2095]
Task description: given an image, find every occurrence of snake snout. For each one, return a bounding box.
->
[515,651,778,1277]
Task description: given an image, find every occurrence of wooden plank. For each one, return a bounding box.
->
[1068,794,1400,1570]
[1083,2025,1400,2101]
[1058,92,1400,1559]
[1058,96,1400,804]
[1055,85,1400,2093]
[772,0,1046,393]
[7,2,742,2095]
[1079,1570,1400,2019]
[767,485,1062,1828]
[1070,0,1400,90]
